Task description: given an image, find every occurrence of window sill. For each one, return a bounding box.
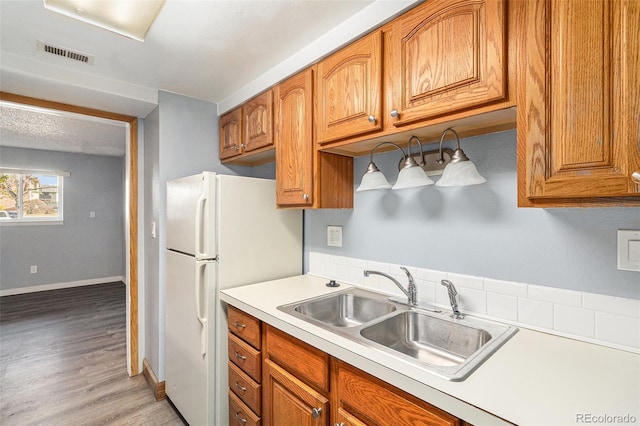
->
[0,220,63,226]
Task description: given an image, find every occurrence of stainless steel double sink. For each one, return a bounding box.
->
[277,287,518,381]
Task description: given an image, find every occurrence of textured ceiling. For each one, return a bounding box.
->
[0,103,127,156]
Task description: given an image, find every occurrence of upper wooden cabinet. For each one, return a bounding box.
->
[518,0,640,206]
[219,90,274,163]
[275,68,354,209]
[274,69,315,207]
[219,107,242,160]
[243,90,273,152]
[315,31,383,144]
[386,0,507,128]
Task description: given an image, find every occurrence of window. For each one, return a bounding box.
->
[0,169,66,224]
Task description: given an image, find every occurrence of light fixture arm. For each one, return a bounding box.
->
[437,128,469,164]
[407,136,425,166]
[365,142,408,173]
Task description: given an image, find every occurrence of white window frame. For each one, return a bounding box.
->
[0,168,68,226]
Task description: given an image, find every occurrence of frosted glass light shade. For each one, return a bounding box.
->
[392,166,434,190]
[356,170,392,192]
[435,161,487,187]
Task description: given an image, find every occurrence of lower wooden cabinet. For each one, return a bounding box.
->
[333,360,463,426]
[225,307,473,425]
[335,407,367,426]
[228,308,263,425]
[263,358,329,426]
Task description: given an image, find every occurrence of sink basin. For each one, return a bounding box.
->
[360,311,491,366]
[285,289,397,327]
[277,286,517,381]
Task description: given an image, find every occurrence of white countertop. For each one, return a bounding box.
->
[220,274,640,425]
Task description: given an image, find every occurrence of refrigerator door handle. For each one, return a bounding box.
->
[195,193,207,259]
[195,260,208,356]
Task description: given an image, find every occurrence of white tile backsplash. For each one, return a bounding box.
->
[308,251,640,353]
[595,312,640,348]
[459,287,487,315]
[447,272,484,290]
[416,267,447,283]
[583,293,640,318]
[554,305,595,338]
[487,292,518,321]
[485,278,528,298]
[517,298,554,329]
[415,278,437,303]
[528,285,582,307]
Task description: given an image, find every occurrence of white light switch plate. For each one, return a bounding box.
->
[327,226,343,247]
[617,230,640,272]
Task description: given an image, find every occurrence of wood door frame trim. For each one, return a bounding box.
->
[0,91,140,376]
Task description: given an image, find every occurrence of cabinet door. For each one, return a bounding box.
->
[518,0,640,204]
[263,359,329,426]
[335,361,461,426]
[316,31,382,144]
[335,407,367,426]
[388,0,506,127]
[220,107,242,160]
[243,90,273,152]
[274,69,314,207]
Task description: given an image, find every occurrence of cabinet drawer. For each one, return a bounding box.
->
[228,305,262,349]
[229,391,261,426]
[337,361,461,426]
[229,332,262,382]
[265,325,329,393]
[229,361,262,416]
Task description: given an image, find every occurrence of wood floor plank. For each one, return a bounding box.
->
[0,283,185,426]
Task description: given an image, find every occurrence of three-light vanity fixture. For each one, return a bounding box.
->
[356,127,487,192]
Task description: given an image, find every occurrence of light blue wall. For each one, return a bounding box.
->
[304,130,640,300]
[143,91,253,380]
[0,147,125,290]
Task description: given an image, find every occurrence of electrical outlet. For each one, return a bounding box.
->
[327,226,343,247]
[618,230,640,272]
[89,211,96,218]
[30,265,38,274]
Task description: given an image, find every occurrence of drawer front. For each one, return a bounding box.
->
[228,305,262,349]
[229,361,262,415]
[228,332,262,382]
[229,391,261,426]
[265,325,329,393]
[337,362,461,426]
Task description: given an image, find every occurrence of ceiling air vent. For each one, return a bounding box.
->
[36,40,95,65]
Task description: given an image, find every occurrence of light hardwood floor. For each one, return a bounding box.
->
[0,282,185,425]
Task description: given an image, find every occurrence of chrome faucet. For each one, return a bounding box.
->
[441,280,464,319]
[363,267,440,312]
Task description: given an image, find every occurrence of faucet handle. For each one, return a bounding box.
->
[399,266,415,284]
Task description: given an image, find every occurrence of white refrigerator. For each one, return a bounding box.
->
[165,172,302,426]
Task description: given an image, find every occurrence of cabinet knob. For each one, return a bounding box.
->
[234,381,247,393]
[334,423,345,426]
[632,172,640,184]
[233,145,240,151]
[234,351,246,361]
[234,412,247,424]
[302,193,309,201]
[234,321,246,329]
[390,109,399,118]
[367,115,376,123]
[240,143,246,149]
[311,407,322,419]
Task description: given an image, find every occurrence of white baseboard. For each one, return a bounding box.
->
[0,276,126,297]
